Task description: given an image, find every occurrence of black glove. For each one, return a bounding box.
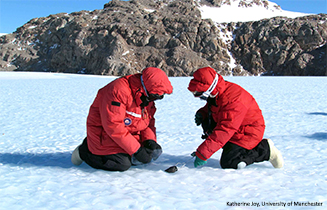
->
[143,140,162,161]
[195,112,203,126]
[143,140,161,150]
[133,147,153,164]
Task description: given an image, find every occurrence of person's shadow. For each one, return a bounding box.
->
[0,152,222,171]
[0,152,73,168]
[136,153,222,171]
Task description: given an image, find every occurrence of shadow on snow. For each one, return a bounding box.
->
[304,132,327,141]
[304,112,327,141]
[307,112,327,116]
[0,152,73,168]
[0,152,222,171]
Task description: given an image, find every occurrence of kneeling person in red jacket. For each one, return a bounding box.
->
[71,67,173,171]
[188,67,283,169]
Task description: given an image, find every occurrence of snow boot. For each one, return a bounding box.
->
[267,139,284,168]
[71,145,83,166]
[237,161,247,169]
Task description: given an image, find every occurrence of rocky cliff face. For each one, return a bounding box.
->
[232,15,327,76]
[0,0,326,76]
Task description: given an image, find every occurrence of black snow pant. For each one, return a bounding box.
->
[220,139,270,169]
[79,138,132,172]
[200,113,270,169]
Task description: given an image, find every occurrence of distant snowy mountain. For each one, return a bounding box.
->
[198,0,311,23]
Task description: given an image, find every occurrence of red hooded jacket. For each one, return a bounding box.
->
[188,67,265,161]
[86,67,173,156]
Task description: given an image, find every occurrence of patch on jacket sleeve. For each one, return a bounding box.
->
[124,117,132,126]
[111,101,121,106]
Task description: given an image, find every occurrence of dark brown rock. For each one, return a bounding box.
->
[0,0,326,76]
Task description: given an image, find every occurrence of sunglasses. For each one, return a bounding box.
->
[192,91,209,100]
[148,93,164,101]
[192,91,204,97]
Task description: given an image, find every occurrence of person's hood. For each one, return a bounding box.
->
[187,67,225,96]
[142,67,173,95]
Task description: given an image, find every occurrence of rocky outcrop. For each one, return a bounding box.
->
[232,15,327,76]
[0,0,326,76]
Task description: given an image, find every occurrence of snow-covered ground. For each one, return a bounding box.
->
[199,0,311,23]
[0,72,326,209]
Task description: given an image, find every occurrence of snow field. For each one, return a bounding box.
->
[0,72,326,209]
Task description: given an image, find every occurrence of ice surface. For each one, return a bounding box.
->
[0,72,326,209]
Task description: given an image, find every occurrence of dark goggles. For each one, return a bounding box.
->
[192,91,207,100]
[192,91,204,97]
[148,93,164,101]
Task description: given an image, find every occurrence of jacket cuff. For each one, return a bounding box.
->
[196,151,207,161]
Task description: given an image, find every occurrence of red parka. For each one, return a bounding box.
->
[87,67,173,156]
[188,67,265,161]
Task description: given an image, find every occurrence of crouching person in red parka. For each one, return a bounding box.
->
[71,67,173,171]
[188,67,284,169]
